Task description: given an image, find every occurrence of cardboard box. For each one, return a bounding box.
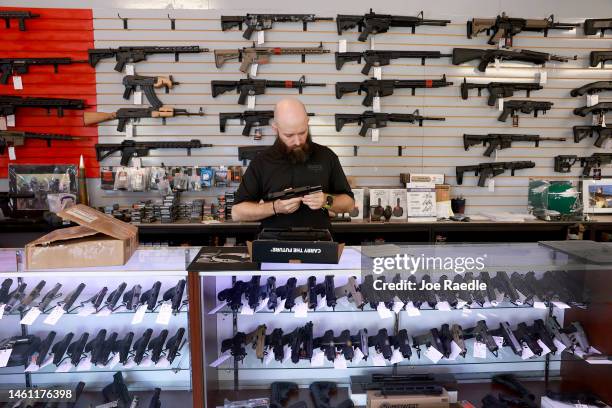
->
[350,188,366,220]
[436,184,451,202]
[370,189,389,222]
[389,189,408,220]
[25,205,138,270]
[401,173,446,185]
[367,389,450,408]
[407,183,437,221]
[248,240,344,264]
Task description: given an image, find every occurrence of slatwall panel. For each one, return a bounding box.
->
[0,7,98,177]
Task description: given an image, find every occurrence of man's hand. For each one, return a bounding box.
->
[274,197,302,214]
[301,191,326,210]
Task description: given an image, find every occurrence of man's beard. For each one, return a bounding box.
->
[274,134,312,164]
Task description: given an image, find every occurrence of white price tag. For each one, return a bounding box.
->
[494,58,500,69]
[498,38,506,48]
[493,336,504,349]
[8,147,16,161]
[264,350,275,365]
[247,95,256,109]
[240,304,255,315]
[390,349,404,364]
[537,339,551,356]
[498,98,504,111]
[316,296,328,311]
[392,301,404,314]
[209,350,231,367]
[125,65,135,75]
[282,345,291,365]
[377,303,393,319]
[338,39,347,53]
[552,301,570,309]
[587,94,599,107]
[55,360,72,372]
[105,353,120,369]
[39,355,53,369]
[533,301,547,309]
[521,344,535,360]
[424,346,443,364]
[334,354,348,369]
[12,76,23,90]
[134,90,142,105]
[96,308,112,317]
[25,362,40,372]
[294,301,308,318]
[447,341,462,360]
[156,301,173,325]
[436,301,451,311]
[139,356,154,367]
[155,357,171,368]
[20,307,42,325]
[311,350,325,367]
[208,302,226,314]
[538,72,547,85]
[123,358,137,369]
[76,358,93,371]
[77,305,96,317]
[250,63,259,77]
[0,348,12,367]
[274,298,286,315]
[456,301,468,309]
[43,306,65,326]
[372,96,381,112]
[372,352,387,366]
[553,338,567,355]
[488,179,495,192]
[0,117,6,130]
[132,304,147,324]
[405,302,421,317]
[257,30,265,45]
[125,123,134,138]
[256,297,270,313]
[7,115,16,127]
[373,67,382,79]
[353,347,365,363]
[371,128,379,142]
[473,341,487,359]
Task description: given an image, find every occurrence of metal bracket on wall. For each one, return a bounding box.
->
[398,146,403,157]
[353,145,359,156]
[118,13,128,29]
[168,14,176,30]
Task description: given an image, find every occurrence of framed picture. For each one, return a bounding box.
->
[582,178,612,214]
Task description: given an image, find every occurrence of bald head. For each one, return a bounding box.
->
[272,98,310,153]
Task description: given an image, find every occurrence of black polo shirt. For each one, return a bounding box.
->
[234,142,354,229]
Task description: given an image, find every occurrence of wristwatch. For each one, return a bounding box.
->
[323,194,334,210]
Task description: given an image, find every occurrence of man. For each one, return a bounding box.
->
[232,98,354,229]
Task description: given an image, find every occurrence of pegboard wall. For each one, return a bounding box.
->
[2,0,612,214]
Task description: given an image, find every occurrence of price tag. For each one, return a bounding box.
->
[456,301,468,309]
[521,344,535,360]
[134,90,142,105]
[488,179,495,192]
[264,350,275,365]
[105,353,121,369]
[125,123,134,138]
[39,355,53,369]
[8,147,16,160]
[43,306,65,325]
[494,58,500,69]
[97,402,120,408]
[338,39,347,53]
[209,350,231,367]
[493,336,504,349]
[155,357,171,368]
[538,71,547,85]
[392,301,404,314]
[436,301,451,311]
[125,64,135,75]
[132,304,147,324]
[250,63,259,77]
[447,341,462,360]
[587,94,599,107]
[77,305,96,317]
[20,307,42,325]
[405,302,421,317]
[372,96,381,112]
[12,76,23,90]
[424,346,443,364]
[123,358,137,369]
[156,301,173,325]
[377,303,393,319]
[0,348,12,367]
[537,339,551,356]
[353,347,365,363]
[76,358,93,371]
[372,352,387,366]
[498,38,506,48]
[274,298,286,315]
[55,360,72,372]
[533,301,547,309]
[208,302,226,314]
[294,301,308,318]
[552,301,570,309]
[257,31,265,45]
[373,67,382,80]
[498,98,504,111]
[256,297,270,313]
[240,304,255,315]
[25,362,40,372]
[282,345,291,365]
[553,338,567,355]
[371,128,379,142]
[473,341,487,359]
[139,356,154,367]
[390,349,403,364]
[334,354,348,369]
[316,296,328,311]
[311,350,325,367]
[96,308,112,317]
[7,115,16,127]
[0,117,6,130]
[247,95,256,110]
[370,36,376,50]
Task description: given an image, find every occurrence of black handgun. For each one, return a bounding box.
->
[390,329,413,359]
[420,275,438,308]
[106,282,127,312]
[266,185,323,201]
[100,332,118,366]
[493,271,521,304]
[102,371,131,404]
[439,324,453,358]
[148,388,162,408]
[546,316,574,352]
[82,286,108,312]
[275,277,298,310]
[296,276,319,310]
[85,329,107,365]
[166,327,186,364]
[412,328,444,358]
[66,381,86,408]
[464,320,499,356]
[266,328,285,362]
[37,283,63,312]
[310,381,354,408]
[0,278,12,304]
[61,283,86,312]
[115,332,135,364]
[491,322,522,356]
[35,331,57,366]
[140,281,162,311]
[452,274,473,305]
[149,329,169,363]
[315,275,337,309]
[133,328,154,364]
[437,275,458,308]
[4,282,27,313]
[479,272,500,305]
[464,272,486,306]
[123,284,142,311]
[335,329,355,361]
[218,280,247,311]
[566,322,590,353]
[16,280,46,312]
[451,324,467,357]
[52,332,74,365]
[67,332,89,366]
[510,272,535,304]
[515,322,543,356]
[369,328,393,360]
[314,330,337,362]
[163,279,186,313]
[532,319,557,354]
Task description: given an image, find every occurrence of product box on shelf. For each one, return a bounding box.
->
[367,389,450,408]
[389,188,408,220]
[370,189,390,222]
[249,229,344,264]
[25,204,138,269]
[350,188,366,220]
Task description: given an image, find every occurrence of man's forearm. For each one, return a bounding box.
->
[329,194,354,214]
[231,201,275,222]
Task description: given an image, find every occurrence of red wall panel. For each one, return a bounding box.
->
[0,6,98,177]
